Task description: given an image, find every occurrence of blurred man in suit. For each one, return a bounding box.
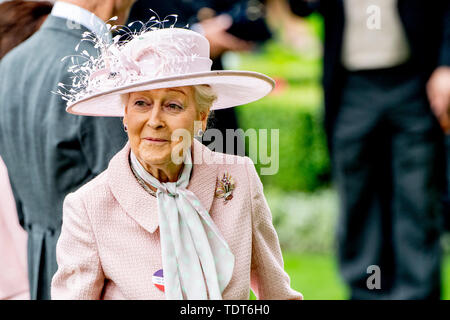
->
[289,0,449,299]
[0,0,54,300]
[428,65,450,231]
[0,0,135,299]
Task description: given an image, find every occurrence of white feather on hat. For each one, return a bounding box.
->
[55,15,274,117]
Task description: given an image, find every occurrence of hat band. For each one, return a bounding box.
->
[88,56,213,93]
[138,56,213,77]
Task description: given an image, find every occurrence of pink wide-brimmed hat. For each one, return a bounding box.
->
[59,27,274,117]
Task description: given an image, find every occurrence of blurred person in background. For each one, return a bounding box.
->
[0,158,29,300]
[126,0,272,155]
[0,0,135,299]
[429,66,450,231]
[0,0,53,300]
[0,0,52,58]
[289,0,449,299]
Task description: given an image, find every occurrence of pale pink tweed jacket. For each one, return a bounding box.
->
[51,139,302,300]
[0,157,29,300]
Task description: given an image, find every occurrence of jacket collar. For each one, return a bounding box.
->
[50,1,111,42]
[40,14,93,39]
[107,139,219,234]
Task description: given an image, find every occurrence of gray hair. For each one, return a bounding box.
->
[120,85,217,114]
[192,85,217,114]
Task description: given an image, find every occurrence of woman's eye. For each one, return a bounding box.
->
[166,103,183,111]
[134,100,147,106]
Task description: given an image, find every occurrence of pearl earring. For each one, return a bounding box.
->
[196,129,204,137]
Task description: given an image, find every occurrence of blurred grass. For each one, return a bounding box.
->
[445,254,450,300]
[282,252,348,300]
[250,252,450,300]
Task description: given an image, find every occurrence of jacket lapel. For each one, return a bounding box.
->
[107,140,219,234]
[107,142,160,233]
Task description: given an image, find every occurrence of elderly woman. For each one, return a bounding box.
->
[51,27,302,300]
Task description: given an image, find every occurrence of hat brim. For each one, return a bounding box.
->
[66,70,274,117]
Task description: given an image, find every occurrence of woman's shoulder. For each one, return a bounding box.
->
[66,170,111,204]
[206,149,253,171]
[205,149,262,189]
[204,148,262,189]
[193,139,253,170]
[212,150,249,163]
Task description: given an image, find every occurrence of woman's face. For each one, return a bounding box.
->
[124,86,203,167]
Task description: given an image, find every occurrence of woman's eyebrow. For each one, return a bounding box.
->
[167,88,187,96]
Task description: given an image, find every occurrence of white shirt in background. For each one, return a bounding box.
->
[51,1,112,43]
[341,0,410,71]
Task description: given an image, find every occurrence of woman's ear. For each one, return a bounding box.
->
[122,116,128,132]
[123,99,129,125]
[122,103,129,132]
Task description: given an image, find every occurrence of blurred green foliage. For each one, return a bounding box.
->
[236,87,330,192]
[234,48,329,192]
[307,12,325,41]
[266,187,338,253]
[237,41,322,85]
[229,16,329,192]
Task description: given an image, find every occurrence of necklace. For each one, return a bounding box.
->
[130,161,157,197]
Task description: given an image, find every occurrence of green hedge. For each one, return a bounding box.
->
[233,12,324,85]
[234,41,322,85]
[229,17,328,192]
[236,84,330,192]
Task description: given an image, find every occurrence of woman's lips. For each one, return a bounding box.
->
[143,137,168,144]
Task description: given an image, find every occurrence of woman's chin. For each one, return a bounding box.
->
[137,145,172,166]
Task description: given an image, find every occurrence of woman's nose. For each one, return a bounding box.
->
[147,104,164,128]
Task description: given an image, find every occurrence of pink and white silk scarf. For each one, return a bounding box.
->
[130,148,234,299]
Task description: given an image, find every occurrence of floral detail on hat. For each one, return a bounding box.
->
[53,11,196,105]
[215,172,235,203]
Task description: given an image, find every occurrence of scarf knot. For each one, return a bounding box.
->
[130,148,235,300]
